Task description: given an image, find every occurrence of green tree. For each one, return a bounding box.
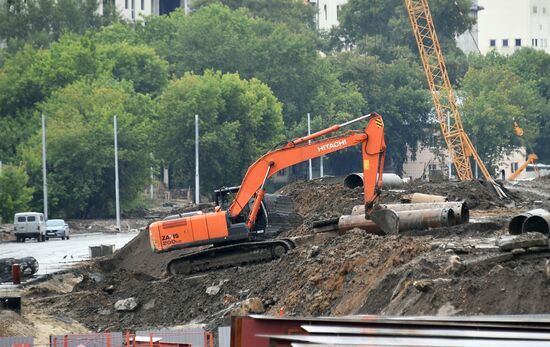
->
[137,5,322,125]
[337,0,473,48]
[0,34,168,161]
[329,53,431,174]
[156,70,284,192]
[460,64,546,170]
[192,0,316,31]
[0,165,34,223]
[507,49,550,161]
[98,42,169,95]
[0,0,118,52]
[19,78,155,218]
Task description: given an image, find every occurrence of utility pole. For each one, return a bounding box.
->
[319,117,324,178]
[183,0,189,14]
[195,114,200,204]
[114,115,121,231]
[41,114,48,221]
[150,153,154,200]
[308,113,312,180]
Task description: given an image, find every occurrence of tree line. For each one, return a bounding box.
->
[0,0,548,220]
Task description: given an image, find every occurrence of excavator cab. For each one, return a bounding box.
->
[213,186,268,233]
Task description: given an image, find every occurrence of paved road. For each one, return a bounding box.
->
[0,232,138,275]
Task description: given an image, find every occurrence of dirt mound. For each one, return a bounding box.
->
[33,230,430,331]
[362,251,550,316]
[407,180,509,209]
[100,230,192,278]
[21,177,550,334]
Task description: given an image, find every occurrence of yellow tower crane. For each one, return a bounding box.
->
[404,0,507,198]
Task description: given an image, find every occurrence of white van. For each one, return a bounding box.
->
[14,212,47,242]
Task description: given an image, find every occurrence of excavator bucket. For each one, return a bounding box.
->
[369,208,399,235]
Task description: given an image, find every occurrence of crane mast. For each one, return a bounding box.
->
[404,0,506,198]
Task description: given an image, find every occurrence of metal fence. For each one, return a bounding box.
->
[135,328,212,347]
[47,330,212,347]
[217,327,230,347]
[0,336,33,347]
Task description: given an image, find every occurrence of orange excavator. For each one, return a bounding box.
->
[149,113,386,275]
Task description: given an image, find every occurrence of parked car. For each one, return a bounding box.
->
[46,219,70,240]
[14,212,47,242]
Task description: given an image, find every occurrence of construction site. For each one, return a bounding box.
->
[1,174,550,346]
[2,0,550,346]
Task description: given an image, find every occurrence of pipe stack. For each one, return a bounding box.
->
[509,209,550,236]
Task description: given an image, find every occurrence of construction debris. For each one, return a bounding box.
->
[5,176,550,337]
[497,233,548,251]
[114,297,139,312]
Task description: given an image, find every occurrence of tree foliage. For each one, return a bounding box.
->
[0,0,117,52]
[337,0,473,48]
[0,165,34,223]
[156,70,284,192]
[328,53,431,174]
[136,5,321,125]
[191,0,316,31]
[460,64,546,170]
[19,79,155,218]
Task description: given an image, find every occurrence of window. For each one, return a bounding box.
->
[535,38,539,47]
[336,5,341,19]
[503,39,509,47]
[141,0,144,10]
[125,0,128,9]
[489,39,496,47]
[277,168,287,176]
[533,6,538,14]
[27,216,36,222]
[515,38,522,46]
[17,217,26,222]
[511,163,519,172]
[324,4,327,20]
[40,215,44,221]
[544,7,547,14]
[428,164,437,171]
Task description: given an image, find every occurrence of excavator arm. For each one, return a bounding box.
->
[228,113,386,229]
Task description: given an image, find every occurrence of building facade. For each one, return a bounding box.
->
[461,0,550,55]
[99,0,189,21]
[311,0,349,31]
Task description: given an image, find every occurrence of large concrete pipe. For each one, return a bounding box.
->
[337,214,383,234]
[509,209,549,235]
[351,202,469,224]
[402,193,448,203]
[344,173,404,189]
[370,208,455,235]
[522,209,550,236]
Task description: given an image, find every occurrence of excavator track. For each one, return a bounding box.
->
[167,239,295,276]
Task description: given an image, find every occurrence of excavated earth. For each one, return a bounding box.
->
[20,176,550,334]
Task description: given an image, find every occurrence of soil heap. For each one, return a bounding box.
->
[28,177,550,333]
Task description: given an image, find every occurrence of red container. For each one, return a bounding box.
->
[12,263,21,284]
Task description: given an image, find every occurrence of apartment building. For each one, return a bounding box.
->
[459,0,550,55]
[99,0,189,20]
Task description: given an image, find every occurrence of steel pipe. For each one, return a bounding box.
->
[351,202,469,224]
[337,214,383,234]
[508,209,550,235]
[523,209,550,236]
[344,173,404,189]
[370,208,455,235]
[402,192,448,203]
